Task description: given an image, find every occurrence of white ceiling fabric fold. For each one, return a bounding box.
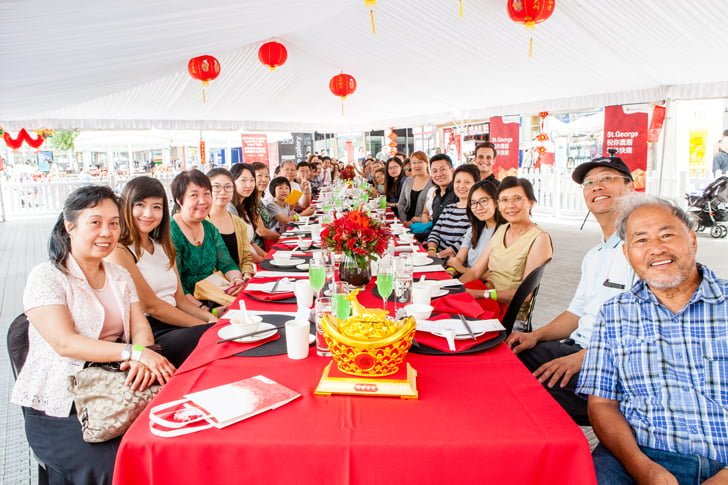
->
[1,0,726,131]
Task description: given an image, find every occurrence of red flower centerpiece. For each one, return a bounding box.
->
[340,165,356,181]
[320,208,392,286]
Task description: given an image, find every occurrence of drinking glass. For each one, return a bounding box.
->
[331,282,351,321]
[376,255,395,310]
[395,253,414,311]
[314,297,333,357]
[308,253,326,298]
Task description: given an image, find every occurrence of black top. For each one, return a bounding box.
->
[483,173,500,188]
[406,189,422,221]
[431,184,457,225]
[220,232,239,266]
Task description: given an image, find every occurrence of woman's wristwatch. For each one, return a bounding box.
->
[121,343,145,362]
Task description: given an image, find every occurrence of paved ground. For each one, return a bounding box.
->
[0,215,726,483]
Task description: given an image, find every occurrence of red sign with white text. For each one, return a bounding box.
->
[241,134,269,165]
[489,116,520,179]
[603,105,648,190]
[647,105,666,143]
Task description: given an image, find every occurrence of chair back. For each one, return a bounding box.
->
[501,259,551,335]
[7,313,30,379]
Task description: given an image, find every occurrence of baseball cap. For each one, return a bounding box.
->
[571,156,633,184]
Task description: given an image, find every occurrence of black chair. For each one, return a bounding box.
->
[501,259,551,335]
[7,313,50,485]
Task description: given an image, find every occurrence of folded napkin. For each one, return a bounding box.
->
[255,271,309,279]
[431,292,496,319]
[246,279,296,293]
[414,329,500,353]
[411,264,446,274]
[246,291,295,301]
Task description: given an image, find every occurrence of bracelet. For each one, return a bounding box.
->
[489,289,498,300]
[131,344,144,362]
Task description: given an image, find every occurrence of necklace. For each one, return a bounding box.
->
[178,216,204,246]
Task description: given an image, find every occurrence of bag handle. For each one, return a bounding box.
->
[148,399,214,437]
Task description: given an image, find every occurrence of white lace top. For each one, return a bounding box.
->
[11,256,138,417]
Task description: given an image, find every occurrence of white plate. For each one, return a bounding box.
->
[419,319,486,340]
[217,322,278,343]
[291,228,311,234]
[270,258,305,267]
[296,263,310,270]
[430,288,448,298]
[412,257,433,266]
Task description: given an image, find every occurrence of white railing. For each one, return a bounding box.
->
[0,175,175,221]
[0,170,719,222]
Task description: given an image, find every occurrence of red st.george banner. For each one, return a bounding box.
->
[241,134,269,165]
[603,105,648,191]
[488,116,520,179]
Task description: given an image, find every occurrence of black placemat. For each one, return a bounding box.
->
[235,314,316,357]
[409,330,506,355]
[258,258,310,273]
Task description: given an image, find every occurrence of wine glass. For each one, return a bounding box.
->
[376,255,395,310]
[308,253,326,298]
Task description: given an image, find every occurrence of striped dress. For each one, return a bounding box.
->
[427,203,469,252]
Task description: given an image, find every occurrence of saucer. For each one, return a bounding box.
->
[270,258,305,267]
[217,322,278,343]
[296,263,310,270]
[430,288,448,298]
[412,257,433,266]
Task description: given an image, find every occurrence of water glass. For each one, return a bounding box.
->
[395,253,414,307]
[331,282,351,320]
[314,297,333,357]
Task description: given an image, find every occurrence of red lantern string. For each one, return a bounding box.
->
[258,41,288,71]
[507,0,555,57]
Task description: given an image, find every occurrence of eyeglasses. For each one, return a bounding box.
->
[470,198,492,209]
[581,174,628,190]
[497,195,527,205]
[211,184,234,193]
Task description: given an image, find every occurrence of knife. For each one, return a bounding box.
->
[458,314,476,340]
[217,325,283,344]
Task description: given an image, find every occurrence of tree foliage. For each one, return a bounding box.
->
[51,130,79,151]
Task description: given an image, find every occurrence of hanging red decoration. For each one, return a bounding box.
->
[2,128,51,150]
[330,72,357,114]
[388,132,397,141]
[536,146,547,155]
[258,41,288,71]
[507,0,555,57]
[536,133,549,142]
[539,111,549,119]
[187,55,221,103]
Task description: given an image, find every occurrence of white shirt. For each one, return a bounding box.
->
[133,241,177,307]
[12,256,138,417]
[567,232,636,347]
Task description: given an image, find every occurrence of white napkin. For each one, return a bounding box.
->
[254,271,309,279]
[246,279,296,293]
[412,264,446,273]
[416,318,505,335]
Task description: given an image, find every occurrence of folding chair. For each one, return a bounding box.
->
[501,259,551,335]
[7,313,50,485]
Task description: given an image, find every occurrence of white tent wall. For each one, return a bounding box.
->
[2,1,727,131]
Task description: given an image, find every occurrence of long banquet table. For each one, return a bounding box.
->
[113,224,596,485]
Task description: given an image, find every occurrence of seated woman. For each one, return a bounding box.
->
[385,157,405,209]
[106,176,217,367]
[170,170,246,307]
[250,162,280,249]
[460,177,553,319]
[206,167,256,278]
[426,165,481,258]
[446,180,503,275]
[230,163,279,260]
[265,176,298,233]
[373,168,387,196]
[397,151,433,224]
[11,185,174,485]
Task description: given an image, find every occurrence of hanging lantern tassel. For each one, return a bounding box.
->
[201,80,209,103]
[364,0,376,34]
[526,22,535,58]
[459,0,463,17]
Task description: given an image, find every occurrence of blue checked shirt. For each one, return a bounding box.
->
[577,265,728,464]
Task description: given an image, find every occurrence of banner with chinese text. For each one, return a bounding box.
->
[603,105,648,190]
[489,116,520,179]
[241,134,269,165]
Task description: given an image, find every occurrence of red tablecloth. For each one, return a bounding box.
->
[114,348,594,485]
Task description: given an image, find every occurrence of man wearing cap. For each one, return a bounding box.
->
[506,156,636,425]
[577,195,728,483]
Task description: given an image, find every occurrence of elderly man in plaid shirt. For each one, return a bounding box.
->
[577,194,728,484]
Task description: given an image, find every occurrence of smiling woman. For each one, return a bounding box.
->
[11,185,174,484]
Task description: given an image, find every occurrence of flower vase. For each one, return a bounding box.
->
[339,253,371,287]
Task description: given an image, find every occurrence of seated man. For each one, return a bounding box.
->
[506,156,635,425]
[577,195,728,484]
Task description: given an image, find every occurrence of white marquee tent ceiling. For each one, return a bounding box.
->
[1,0,727,132]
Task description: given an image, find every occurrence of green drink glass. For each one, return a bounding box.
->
[308,264,326,297]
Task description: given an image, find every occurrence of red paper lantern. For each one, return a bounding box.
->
[188,55,221,103]
[388,132,397,141]
[539,111,549,119]
[507,0,555,56]
[536,146,547,155]
[536,133,549,142]
[329,73,357,100]
[388,141,397,148]
[258,41,288,71]
[507,0,555,28]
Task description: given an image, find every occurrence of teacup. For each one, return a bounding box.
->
[404,304,433,320]
[273,252,293,263]
[412,253,430,265]
[298,238,313,250]
[399,232,414,243]
[229,314,263,336]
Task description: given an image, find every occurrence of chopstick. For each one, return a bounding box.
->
[271,279,281,293]
[458,314,477,340]
[217,325,284,344]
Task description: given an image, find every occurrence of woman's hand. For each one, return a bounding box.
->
[437,248,456,259]
[125,348,176,387]
[224,280,245,296]
[120,360,156,391]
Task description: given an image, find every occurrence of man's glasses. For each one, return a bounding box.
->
[581,174,629,190]
[211,184,235,193]
[470,198,492,209]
